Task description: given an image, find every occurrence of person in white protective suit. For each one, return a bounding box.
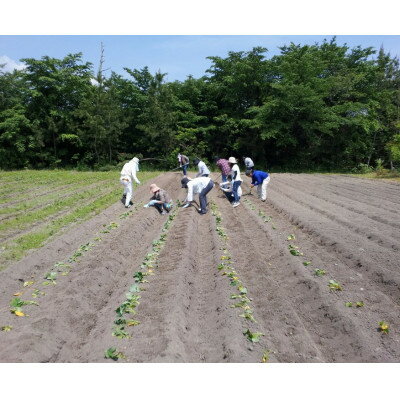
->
[120,157,141,208]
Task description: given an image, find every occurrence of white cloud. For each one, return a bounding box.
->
[0,55,26,73]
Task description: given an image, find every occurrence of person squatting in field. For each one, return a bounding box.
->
[177,153,190,176]
[246,169,270,201]
[181,176,214,215]
[219,177,242,204]
[193,158,211,177]
[144,183,173,215]
[214,156,231,182]
[120,157,141,208]
[228,157,242,208]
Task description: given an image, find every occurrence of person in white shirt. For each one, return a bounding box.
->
[120,157,141,208]
[228,156,242,208]
[219,179,242,203]
[193,158,210,177]
[242,156,254,172]
[181,176,214,215]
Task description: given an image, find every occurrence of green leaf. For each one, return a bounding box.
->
[356,301,364,308]
[345,302,353,307]
[243,329,264,343]
[303,261,311,266]
[1,325,13,332]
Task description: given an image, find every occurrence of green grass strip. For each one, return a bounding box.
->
[0,171,161,270]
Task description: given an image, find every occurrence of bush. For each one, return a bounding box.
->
[351,163,374,174]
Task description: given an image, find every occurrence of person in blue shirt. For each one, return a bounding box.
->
[245,170,270,201]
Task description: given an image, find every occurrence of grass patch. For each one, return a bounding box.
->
[0,170,161,270]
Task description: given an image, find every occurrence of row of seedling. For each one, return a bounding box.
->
[242,198,276,229]
[105,208,179,361]
[4,204,142,327]
[210,202,266,358]
[285,235,390,334]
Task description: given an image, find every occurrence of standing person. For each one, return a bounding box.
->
[194,158,210,177]
[243,156,255,172]
[178,153,190,176]
[120,157,141,208]
[246,169,270,201]
[214,156,231,182]
[144,183,173,215]
[219,178,242,203]
[228,157,242,208]
[181,176,214,215]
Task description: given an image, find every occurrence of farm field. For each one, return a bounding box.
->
[0,171,399,362]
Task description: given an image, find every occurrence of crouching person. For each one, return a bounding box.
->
[181,176,214,215]
[220,179,242,203]
[144,184,173,215]
[246,169,270,201]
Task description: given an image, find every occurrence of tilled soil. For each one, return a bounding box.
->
[0,172,399,362]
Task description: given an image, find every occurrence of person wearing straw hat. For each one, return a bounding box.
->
[228,156,242,208]
[144,183,173,215]
[120,157,141,208]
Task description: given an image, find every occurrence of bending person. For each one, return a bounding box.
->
[193,158,210,177]
[220,178,242,204]
[246,169,270,201]
[120,157,141,208]
[144,184,173,215]
[181,176,214,215]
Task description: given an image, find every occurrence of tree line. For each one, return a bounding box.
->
[1,38,399,172]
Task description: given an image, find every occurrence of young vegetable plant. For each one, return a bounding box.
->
[43,271,57,285]
[379,321,389,334]
[243,329,264,343]
[314,268,326,276]
[328,280,342,291]
[1,325,13,331]
[261,350,270,363]
[104,347,125,361]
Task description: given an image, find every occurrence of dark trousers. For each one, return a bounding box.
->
[154,203,170,214]
[182,163,189,175]
[199,180,214,214]
[232,181,242,203]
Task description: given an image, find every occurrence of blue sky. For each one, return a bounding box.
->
[1,35,399,82]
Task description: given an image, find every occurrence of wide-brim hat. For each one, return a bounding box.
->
[149,183,160,193]
[228,156,237,164]
[181,177,190,188]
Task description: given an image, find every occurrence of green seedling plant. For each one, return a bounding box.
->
[303,261,311,266]
[328,280,342,291]
[287,234,296,240]
[104,347,125,361]
[314,268,326,276]
[288,244,303,256]
[43,271,57,285]
[345,302,353,307]
[356,301,364,308]
[23,281,34,287]
[240,310,256,322]
[379,321,389,334]
[1,325,13,331]
[261,350,270,363]
[243,329,264,343]
[112,326,130,339]
[10,297,38,315]
[32,289,45,298]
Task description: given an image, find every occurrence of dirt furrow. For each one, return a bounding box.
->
[273,175,400,232]
[116,199,260,362]
[0,173,178,362]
